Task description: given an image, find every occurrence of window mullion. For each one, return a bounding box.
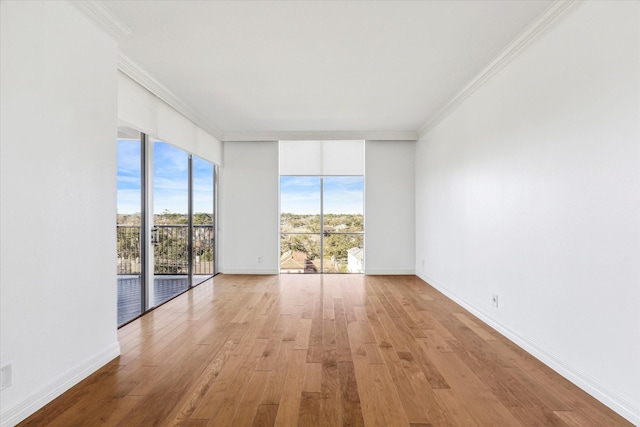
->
[320,176,324,273]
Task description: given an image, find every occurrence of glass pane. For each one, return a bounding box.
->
[280,234,321,273]
[117,129,142,325]
[323,233,364,273]
[153,141,189,305]
[280,176,321,233]
[323,176,364,233]
[192,156,214,284]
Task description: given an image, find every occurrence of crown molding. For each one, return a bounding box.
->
[69,0,131,40]
[222,130,418,142]
[118,53,413,143]
[417,0,578,138]
[118,54,224,141]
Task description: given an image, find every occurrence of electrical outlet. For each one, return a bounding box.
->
[491,294,499,308]
[1,364,12,390]
[257,256,262,263]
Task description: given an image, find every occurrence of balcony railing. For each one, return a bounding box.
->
[117,225,214,275]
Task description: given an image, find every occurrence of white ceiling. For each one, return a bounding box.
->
[102,0,554,139]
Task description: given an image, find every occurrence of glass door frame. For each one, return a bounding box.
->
[117,130,217,327]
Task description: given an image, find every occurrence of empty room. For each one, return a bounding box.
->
[0,0,638,426]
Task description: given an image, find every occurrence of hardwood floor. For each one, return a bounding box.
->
[20,274,631,426]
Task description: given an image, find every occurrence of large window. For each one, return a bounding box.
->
[280,176,364,273]
[279,140,365,274]
[116,129,217,326]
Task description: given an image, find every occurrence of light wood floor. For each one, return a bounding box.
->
[21,274,630,426]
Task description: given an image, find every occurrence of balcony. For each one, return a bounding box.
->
[117,224,214,325]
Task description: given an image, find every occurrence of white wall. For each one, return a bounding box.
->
[0,2,121,426]
[365,141,415,274]
[415,2,639,423]
[220,141,279,274]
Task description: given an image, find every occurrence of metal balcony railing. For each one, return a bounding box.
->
[117,225,214,275]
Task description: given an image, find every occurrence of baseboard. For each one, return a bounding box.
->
[220,268,279,275]
[0,342,121,427]
[365,268,415,275]
[415,271,640,426]
[221,269,417,275]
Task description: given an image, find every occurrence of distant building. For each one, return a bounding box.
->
[280,250,318,273]
[347,247,364,273]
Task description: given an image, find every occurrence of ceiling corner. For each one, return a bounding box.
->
[70,0,132,40]
[417,0,579,139]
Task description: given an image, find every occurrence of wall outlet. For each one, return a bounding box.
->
[421,259,425,267]
[491,294,499,308]
[1,364,12,390]
[257,256,262,263]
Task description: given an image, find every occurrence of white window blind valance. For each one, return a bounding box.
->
[117,71,222,165]
[279,140,364,175]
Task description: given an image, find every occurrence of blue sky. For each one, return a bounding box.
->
[280,176,363,215]
[117,140,214,214]
[118,140,362,215]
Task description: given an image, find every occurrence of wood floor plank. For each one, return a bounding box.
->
[19,274,632,427]
[370,363,412,427]
[259,342,293,405]
[347,321,388,427]
[378,346,430,424]
[190,351,253,419]
[371,297,411,353]
[431,389,479,427]
[420,329,455,353]
[320,348,341,427]
[293,318,313,350]
[364,342,384,365]
[306,296,324,363]
[452,312,496,341]
[396,351,455,426]
[334,298,353,362]
[282,305,304,342]
[204,339,269,426]
[99,395,146,426]
[229,370,272,427]
[418,339,524,426]
[252,404,278,427]
[402,330,450,390]
[256,328,285,371]
[163,335,241,424]
[418,310,458,342]
[340,286,359,324]
[338,361,365,427]
[273,349,307,427]
[302,362,322,393]
[352,306,377,344]
[298,391,322,427]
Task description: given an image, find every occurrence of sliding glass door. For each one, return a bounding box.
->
[116,130,217,326]
[280,176,364,273]
[153,141,190,305]
[116,128,144,325]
